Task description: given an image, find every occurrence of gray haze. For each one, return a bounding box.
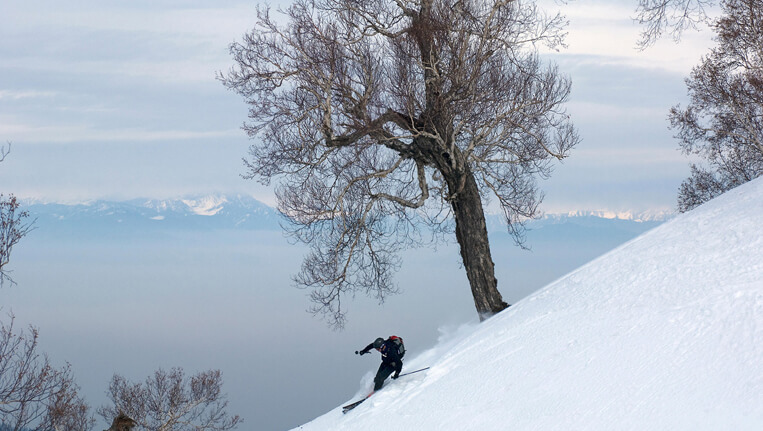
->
[2,201,663,430]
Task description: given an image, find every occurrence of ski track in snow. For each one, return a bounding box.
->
[293,178,763,431]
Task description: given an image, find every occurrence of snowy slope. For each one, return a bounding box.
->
[293,177,763,431]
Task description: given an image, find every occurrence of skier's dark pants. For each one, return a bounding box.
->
[373,362,397,391]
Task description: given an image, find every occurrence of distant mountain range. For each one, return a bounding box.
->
[21,195,673,238]
[541,209,673,223]
[23,195,281,235]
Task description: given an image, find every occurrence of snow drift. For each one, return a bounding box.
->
[293,177,763,430]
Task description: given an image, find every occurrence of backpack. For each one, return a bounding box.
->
[389,335,405,358]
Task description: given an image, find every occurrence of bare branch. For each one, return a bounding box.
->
[0,315,93,430]
[635,0,716,48]
[221,0,578,326]
[98,368,241,431]
[671,0,763,211]
[0,142,10,163]
[1,194,36,287]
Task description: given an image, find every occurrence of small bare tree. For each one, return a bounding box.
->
[98,368,242,431]
[1,143,35,287]
[42,378,95,431]
[0,315,93,431]
[221,0,578,327]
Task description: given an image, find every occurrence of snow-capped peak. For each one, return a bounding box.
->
[548,208,674,222]
[180,195,228,216]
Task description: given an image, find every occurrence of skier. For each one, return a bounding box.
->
[356,336,404,391]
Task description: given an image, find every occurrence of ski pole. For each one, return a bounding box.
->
[397,367,430,377]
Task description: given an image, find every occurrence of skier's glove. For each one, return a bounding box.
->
[355,350,368,355]
[392,372,400,379]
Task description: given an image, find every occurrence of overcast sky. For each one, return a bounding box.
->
[1,0,715,213]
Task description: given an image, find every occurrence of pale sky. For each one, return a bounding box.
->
[0,0,715,212]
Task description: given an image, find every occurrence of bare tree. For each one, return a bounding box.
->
[0,315,93,431]
[634,0,762,209]
[220,0,578,326]
[670,0,763,211]
[98,368,242,431]
[1,143,35,287]
[635,0,717,48]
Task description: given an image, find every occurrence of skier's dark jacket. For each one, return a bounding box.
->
[359,337,403,391]
[360,339,403,367]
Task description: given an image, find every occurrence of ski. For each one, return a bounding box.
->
[342,393,373,413]
[341,367,430,414]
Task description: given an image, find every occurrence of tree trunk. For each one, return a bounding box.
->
[450,169,509,320]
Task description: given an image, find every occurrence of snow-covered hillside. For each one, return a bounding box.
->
[294,177,763,431]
